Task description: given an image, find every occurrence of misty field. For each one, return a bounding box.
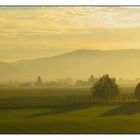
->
[0,87,140,134]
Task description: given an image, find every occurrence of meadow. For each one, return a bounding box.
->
[0,86,140,134]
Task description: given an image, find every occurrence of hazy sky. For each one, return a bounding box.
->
[1,7,140,62]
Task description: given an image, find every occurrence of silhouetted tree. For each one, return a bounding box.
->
[88,74,95,84]
[91,74,119,100]
[134,83,140,101]
[36,76,42,86]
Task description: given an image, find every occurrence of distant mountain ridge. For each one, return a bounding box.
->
[0,49,140,81]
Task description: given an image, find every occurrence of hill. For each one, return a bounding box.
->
[0,62,19,81]
[1,49,140,81]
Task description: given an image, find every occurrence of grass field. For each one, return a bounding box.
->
[0,87,140,134]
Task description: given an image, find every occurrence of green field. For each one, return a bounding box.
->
[0,87,140,134]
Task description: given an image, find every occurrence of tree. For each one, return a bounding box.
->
[134,83,140,101]
[88,74,95,84]
[36,76,42,86]
[91,74,119,100]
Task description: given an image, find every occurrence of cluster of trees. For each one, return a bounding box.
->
[91,74,119,100]
[34,75,97,87]
[91,74,140,101]
[75,75,98,86]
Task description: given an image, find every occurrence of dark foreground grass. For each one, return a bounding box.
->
[0,87,139,134]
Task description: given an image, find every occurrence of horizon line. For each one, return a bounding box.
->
[1,48,140,64]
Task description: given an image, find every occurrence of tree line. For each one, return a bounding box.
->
[91,74,140,101]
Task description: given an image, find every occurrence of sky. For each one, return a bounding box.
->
[0,7,140,62]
